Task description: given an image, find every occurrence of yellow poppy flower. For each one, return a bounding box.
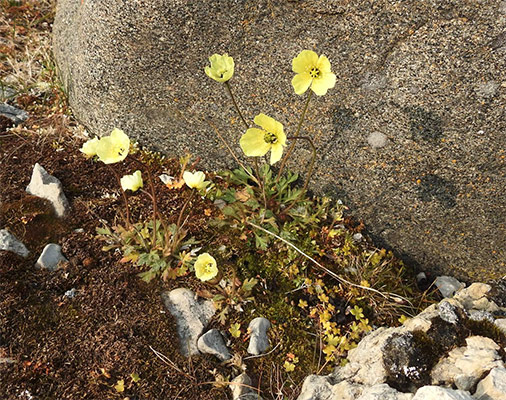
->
[194,253,218,282]
[239,113,286,165]
[291,50,336,96]
[96,128,130,164]
[80,137,99,158]
[204,53,234,83]
[120,170,143,192]
[183,171,209,190]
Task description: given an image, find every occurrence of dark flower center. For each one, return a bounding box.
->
[264,131,278,144]
[309,67,321,78]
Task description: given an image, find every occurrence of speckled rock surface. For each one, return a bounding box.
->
[53,0,506,280]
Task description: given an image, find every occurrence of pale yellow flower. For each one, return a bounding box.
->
[80,137,99,158]
[183,171,209,190]
[96,128,130,164]
[120,170,143,192]
[291,50,336,96]
[239,113,286,165]
[194,253,218,282]
[205,54,234,83]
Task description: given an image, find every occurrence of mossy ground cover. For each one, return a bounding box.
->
[1,2,439,399]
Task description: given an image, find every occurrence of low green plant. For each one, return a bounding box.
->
[81,130,209,282]
[97,219,198,282]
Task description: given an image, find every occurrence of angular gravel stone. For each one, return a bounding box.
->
[297,375,333,400]
[434,276,465,298]
[230,373,262,400]
[35,243,68,271]
[357,384,413,400]
[347,327,402,386]
[0,103,28,124]
[247,317,270,355]
[468,310,495,323]
[161,288,215,357]
[412,386,474,400]
[26,163,69,217]
[438,300,465,325]
[330,381,363,400]
[474,367,506,400]
[432,336,502,391]
[0,229,29,257]
[0,86,16,101]
[494,319,506,335]
[197,329,231,361]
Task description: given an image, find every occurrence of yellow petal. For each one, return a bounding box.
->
[292,50,318,73]
[240,128,270,157]
[183,170,208,189]
[80,137,99,157]
[269,143,284,165]
[205,53,234,82]
[121,170,143,192]
[110,128,130,146]
[317,55,332,73]
[253,113,283,136]
[310,72,336,96]
[276,128,287,146]
[96,128,130,164]
[194,253,218,282]
[291,73,312,95]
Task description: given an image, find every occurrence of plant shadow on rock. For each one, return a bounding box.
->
[415,173,457,209]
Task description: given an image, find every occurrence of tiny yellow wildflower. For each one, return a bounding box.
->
[80,137,99,158]
[120,170,143,192]
[205,53,234,83]
[291,50,336,96]
[183,171,209,190]
[298,299,308,309]
[96,128,130,164]
[194,253,218,282]
[283,361,295,372]
[239,113,286,165]
[350,306,364,320]
[229,323,241,338]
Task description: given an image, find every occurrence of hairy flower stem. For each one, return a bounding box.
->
[225,81,249,129]
[224,82,268,201]
[205,118,259,185]
[173,190,195,254]
[253,158,268,221]
[276,90,312,181]
[133,158,158,248]
[280,136,316,216]
[107,165,131,228]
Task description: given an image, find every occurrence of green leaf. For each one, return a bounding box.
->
[138,270,156,282]
[96,227,112,236]
[222,205,238,217]
[255,233,268,250]
[242,277,258,293]
[130,372,141,383]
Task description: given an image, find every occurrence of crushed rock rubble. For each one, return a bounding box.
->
[297,282,506,400]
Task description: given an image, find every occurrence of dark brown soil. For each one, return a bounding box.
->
[0,131,232,399]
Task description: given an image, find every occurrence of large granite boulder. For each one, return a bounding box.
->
[53,0,506,280]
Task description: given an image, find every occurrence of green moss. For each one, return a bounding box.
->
[466,319,506,348]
